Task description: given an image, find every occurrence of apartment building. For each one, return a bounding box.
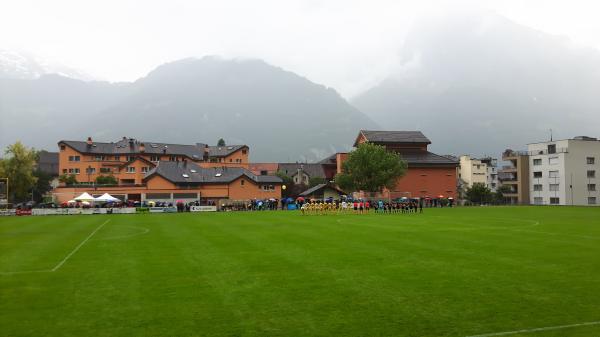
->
[459,155,495,190]
[480,157,499,192]
[54,137,281,203]
[528,136,600,206]
[498,150,530,204]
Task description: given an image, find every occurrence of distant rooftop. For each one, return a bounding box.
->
[356,130,431,146]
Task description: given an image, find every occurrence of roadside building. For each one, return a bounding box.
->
[528,136,600,206]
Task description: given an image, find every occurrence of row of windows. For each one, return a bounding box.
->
[63,167,150,174]
[533,170,596,178]
[534,197,597,205]
[533,184,560,192]
[261,185,276,191]
[533,157,596,165]
[126,167,151,173]
[533,183,596,192]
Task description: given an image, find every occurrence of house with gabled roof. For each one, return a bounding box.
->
[328,130,459,200]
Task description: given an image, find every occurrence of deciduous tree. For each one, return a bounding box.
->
[334,142,407,192]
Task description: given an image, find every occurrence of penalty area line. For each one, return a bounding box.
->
[51,219,110,272]
[0,219,110,276]
[466,320,600,337]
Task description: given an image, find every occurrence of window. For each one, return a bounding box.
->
[534,197,543,205]
[241,179,245,186]
[126,155,136,162]
[141,167,149,173]
[588,197,597,205]
[261,185,275,191]
[68,168,80,174]
[588,170,596,178]
[150,155,160,162]
[260,170,268,176]
[94,155,106,161]
[533,158,542,165]
[242,149,247,155]
[533,171,542,178]
[548,157,558,165]
[146,193,170,199]
[62,169,67,174]
[550,197,560,205]
[60,145,66,151]
[587,157,595,165]
[120,179,135,185]
[549,170,559,178]
[229,158,233,162]
[549,184,559,192]
[100,168,111,173]
[476,164,481,169]
[547,144,556,154]
[533,184,543,191]
[126,167,135,173]
[588,184,596,191]
[173,193,197,199]
[68,155,81,162]
[114,155,120,161]
[170,156,177,161]
[86,167,96,174]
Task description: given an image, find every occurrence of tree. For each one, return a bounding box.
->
[465,183,493,204]
[308,177,327,188]
[32,169,54,202]
[0,142,38,203]
[95,175,118,185]
[59,174,78,185]
[334,142,407,192]
[217,138,226,146]
[493,185,512,204]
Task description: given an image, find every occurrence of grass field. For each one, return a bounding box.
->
[1,207,599,337]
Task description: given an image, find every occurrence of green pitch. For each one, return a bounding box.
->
[1,207,599,337]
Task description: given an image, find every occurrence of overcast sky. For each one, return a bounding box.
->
[2,0,599,98]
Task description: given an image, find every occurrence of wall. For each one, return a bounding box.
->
[393,167,457,199]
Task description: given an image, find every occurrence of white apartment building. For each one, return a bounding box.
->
[459,155,498,191]
[528,136,600,206]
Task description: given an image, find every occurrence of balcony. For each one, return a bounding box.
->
[502,150,528,159]
[528,148,568,156]
[499,166,517,173]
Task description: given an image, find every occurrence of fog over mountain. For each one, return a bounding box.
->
[0,57,377,161]
[3,11,600,161]
[0,49,95,81]
[353,12,600,157]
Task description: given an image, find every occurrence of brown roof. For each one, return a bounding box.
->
[355,130,431,146]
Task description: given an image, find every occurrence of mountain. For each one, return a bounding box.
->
[0,49,95,81]
[0,56,377,161]
[352,12,600,157]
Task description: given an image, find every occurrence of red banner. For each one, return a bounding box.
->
[16,209,32,216]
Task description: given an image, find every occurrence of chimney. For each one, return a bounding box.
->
[86,137,93,146]
[140,143,145,153]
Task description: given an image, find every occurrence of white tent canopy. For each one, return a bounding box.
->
[94,193,121,203]
[74,192,95,201]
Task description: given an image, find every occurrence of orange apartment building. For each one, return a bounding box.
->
[54,137,281,203]
[326,130,458,199]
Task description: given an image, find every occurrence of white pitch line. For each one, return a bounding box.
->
[466,320,600,337]
[50,219,109,272]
